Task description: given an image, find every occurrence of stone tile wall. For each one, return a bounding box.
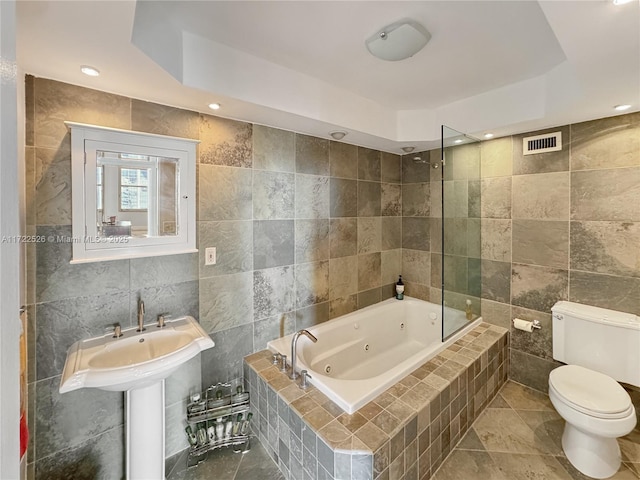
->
[25,73,638,478]
[244,322,509,480]
[412,113,640,393]
[25,76,202,480]
[397,151,438,302]
[398,112,640,395]
[398,144,484,321]
[24,76,402,479]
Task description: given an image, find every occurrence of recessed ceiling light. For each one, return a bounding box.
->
[80,65,100,77]
[401,146,415,153]
[208,103,221,110]
[614,104,631,111]
[613,0,634,5]
[329,131,347,140]
[454,139,464,144]
[484,133,494,139]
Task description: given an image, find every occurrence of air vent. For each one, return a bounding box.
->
[523,131,562,155]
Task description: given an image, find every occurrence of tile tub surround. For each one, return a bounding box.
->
[244,322,509,480]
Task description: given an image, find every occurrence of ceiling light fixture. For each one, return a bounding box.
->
[329,131,347,140]
[208,103,221,110]
[80,65,100,77]
[401,146,415,153]
[614,104,631,111]
[454,139,464,144]
[365,19,431,61]
[484,133,494,139]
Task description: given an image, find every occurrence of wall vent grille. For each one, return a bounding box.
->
[523,131,562,155]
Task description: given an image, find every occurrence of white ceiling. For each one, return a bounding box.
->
[16,0,640,153]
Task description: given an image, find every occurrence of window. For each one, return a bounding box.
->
[119,167,149,211]
[96,165,103,211]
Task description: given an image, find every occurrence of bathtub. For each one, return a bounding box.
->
[267,296,481,414]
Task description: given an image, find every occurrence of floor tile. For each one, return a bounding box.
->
[488,452,573,479]
[167,439,283,480]
[455,428,485,451]
[515,409,565,455]
[473,408,553,454]
[623,462,640,479]
[555,455,640,480]
[487,393,510,409]
[168,445,242,480]
[499,381,554,411]
[621,428,640,463]
[431,450,507,480]
[235,439,285,480]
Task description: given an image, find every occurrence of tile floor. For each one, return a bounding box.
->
[432,381,640,480]
[169,381,640,480]
[167,438,284,480]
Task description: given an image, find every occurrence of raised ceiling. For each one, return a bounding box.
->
[16,1,640,153]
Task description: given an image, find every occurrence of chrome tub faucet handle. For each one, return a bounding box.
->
[298,370,312,390]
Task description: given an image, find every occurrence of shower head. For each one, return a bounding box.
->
[412,156,440,168]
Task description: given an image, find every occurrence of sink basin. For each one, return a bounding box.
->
[88,330,194,369]
[60,316,214,393]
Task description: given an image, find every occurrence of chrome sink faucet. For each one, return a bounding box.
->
[290,329,317,380]
[137,300,145,332]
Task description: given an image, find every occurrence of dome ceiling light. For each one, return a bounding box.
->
[365,19,431,62]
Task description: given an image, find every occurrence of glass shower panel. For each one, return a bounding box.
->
[441,125,481,340]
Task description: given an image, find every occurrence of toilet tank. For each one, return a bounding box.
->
[552,301,640,388]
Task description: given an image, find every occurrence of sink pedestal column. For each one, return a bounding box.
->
[126,380,165,479]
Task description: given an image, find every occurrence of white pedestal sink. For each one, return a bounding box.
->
[60,316,214,479]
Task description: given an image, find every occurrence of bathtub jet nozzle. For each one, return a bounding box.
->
[290,329,318,381]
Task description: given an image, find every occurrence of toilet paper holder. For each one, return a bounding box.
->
[512,318,542,331]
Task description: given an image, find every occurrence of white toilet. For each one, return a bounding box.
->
[549,301,639,479]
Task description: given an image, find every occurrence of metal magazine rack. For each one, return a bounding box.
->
[185,382,252,466]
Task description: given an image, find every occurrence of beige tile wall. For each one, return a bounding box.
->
[478,113,640,392]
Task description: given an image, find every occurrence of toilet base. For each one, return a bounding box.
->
[562,423,620,479]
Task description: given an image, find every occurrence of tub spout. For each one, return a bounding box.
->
[290,329,317,380]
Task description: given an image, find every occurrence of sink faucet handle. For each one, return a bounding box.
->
[272,353,282,365]
[137,299,146,332]
[113,323,123,338]
[157,314,168,328]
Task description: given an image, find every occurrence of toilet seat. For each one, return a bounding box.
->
[549,365,632,419]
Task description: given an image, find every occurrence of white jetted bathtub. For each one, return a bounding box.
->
[267,296,481,413]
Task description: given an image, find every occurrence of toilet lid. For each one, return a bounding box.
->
[549,365,631,417]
